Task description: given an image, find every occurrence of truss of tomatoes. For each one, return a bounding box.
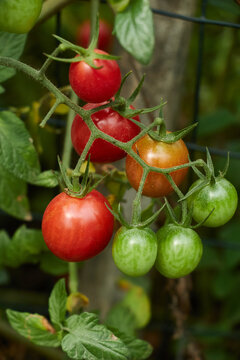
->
[41,54,238,279]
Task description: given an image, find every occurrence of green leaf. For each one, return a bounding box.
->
[40,252,68,276]
[7,310,60,347]
[61,313,130,360]
[197,109,237,138]
[209,0,240,15]
[49,279,67,328]
[105,304,137,337]
[0,163,31,221]
[0,111,40,183]
[115,0,154,65]
[113,330,153,360]
[218,222,240,268]
[107,0,130,12]
[0,32,27,84]
[6,225,46,267]
[0,230,10,266]
[0,84,5,94]
[31,170,59,188]
[0,267,9,285]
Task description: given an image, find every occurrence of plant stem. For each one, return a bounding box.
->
[69,262,79,293]
[62,91,78,168]
[131,168,149,225]
[91,0,99,41]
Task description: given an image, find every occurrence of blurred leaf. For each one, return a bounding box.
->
[0,32,27,85]
[40,252,68,276]
[208,0,240,15]
[7,310,60,347]
[198,246,221,269]
[107,0,130,12]
[0,111,40,183]
[6,225,46,267]
[211,269,238,299]
[115,0,154,65]
[105,304,137,336]
[218,222,240,268]
[0,84,4,94]
[206,348,236,360]
[0,163,31,221]
[121,286,151,328]
[198,109,237,137]
[61,313,129,360]
[49,279,67,328]
[0,268,9,285]
[0,230,10,265]
[31,170,59,188]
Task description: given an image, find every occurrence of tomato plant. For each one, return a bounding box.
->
[71,101,141,162]
[42,190,114,262]
[155,224,203,278]
[112,226,158,276]
[125,134,189,197]
[0,0,42,33]
[76,19,113,52]
[188,177,238,227]
[69,49,121,103]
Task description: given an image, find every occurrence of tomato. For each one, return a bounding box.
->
[76,19,113,52]
[42,190,114,262]
[187,177,238,227]
[69,49,121,103]
[155,224,203,279]
[112,227,158,277]
[125,134,189,198]
[0,0,42,34]
[71,101,141,163]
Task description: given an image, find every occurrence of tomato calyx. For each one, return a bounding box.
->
[58,156,113,199]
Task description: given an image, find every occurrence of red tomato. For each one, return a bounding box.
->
[76,19,113,52]
[41,190,114,262]
[69,49,121,103]
[125,134,189,197]
[71,101,141,163]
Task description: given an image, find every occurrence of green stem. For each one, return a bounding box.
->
[91,0,99,41]
[69,262,79,293]
[131,168,149,225]
[72,132,95,175]
[62,91,78,168]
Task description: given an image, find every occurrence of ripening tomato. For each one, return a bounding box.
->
[187,177,238,227]
[42,190,114,262]
[69,49,121,103]
[71,101,141,163]
[155,224,203,278]
[112,227,158,277]
[76,19,113,52]
[0,0,43,33]
[125,134,189,197]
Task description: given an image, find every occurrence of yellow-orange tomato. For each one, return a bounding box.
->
[125,134,189,197]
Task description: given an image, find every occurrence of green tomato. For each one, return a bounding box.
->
[187,178,238,227]
[155,224,203,279]
[112,226,157,277]
[0,0,43,34]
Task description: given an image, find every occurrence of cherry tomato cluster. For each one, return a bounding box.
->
[42,44,238,280]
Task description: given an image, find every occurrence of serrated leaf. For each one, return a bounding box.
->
[105,304,137,337]
[40,252,68,276]
[0,111,40,183]
[0,32,27,84]
[114,330,153,360]
[0,163,31,221]
[6,225,46,267]
[31,170,59,188]
[7,310,60,347]
[61,313,129,360]
[115,0,154,65]
[0,230,10,266]
[49,279,67,328]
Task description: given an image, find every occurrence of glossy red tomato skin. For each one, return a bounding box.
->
[69,49,121,103]
[125,134,189,198]
[41,190,114,262]
[76,19,113,52]
[71,102,141,163]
